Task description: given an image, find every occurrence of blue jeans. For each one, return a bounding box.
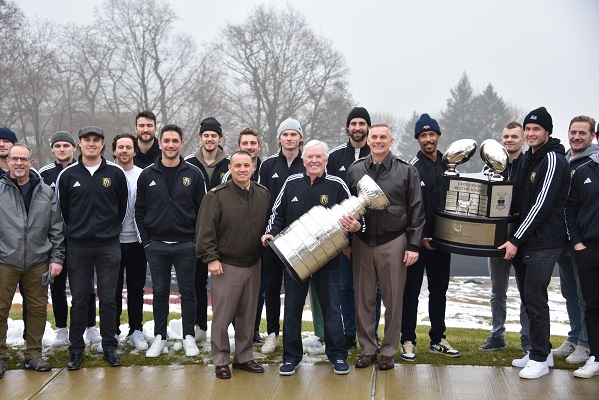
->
[282,262,347,365]
[487,256,530,340]
[557,246,588,347]
[339,252,356,337]
[145,241,197,338]
[513,247,563,362]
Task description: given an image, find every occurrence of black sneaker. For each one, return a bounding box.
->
[478,336,506,351]
[253,332,265,344]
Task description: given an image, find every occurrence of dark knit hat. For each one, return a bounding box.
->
[51,131,76,147]
[523,107,553,134]
[346,107,371,127]
[0,127,17,144]
[414,113,441,138]
[78,126,105,139]
[199,117,222,137]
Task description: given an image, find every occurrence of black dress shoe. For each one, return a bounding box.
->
[67,353,83,370]
[215,365,231,379]
[104,349,122,367]
[253,332,265,344]
[355,354,377,368]
[232,360,264,373]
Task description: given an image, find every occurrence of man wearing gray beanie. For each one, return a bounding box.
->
[257,118,305,354]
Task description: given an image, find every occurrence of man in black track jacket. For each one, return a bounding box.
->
[135,124,206,359]
[500,107,570,379]
[56,126,128,370]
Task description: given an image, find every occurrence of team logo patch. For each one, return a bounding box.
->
[571,169,576,178]
[320,195,329,205]
[102,178,111,187]
[530,172,536,183]
[183,177,191,186]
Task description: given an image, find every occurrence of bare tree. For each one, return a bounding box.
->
[214,4,353,155]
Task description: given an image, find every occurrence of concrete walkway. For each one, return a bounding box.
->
[2,363,597,400]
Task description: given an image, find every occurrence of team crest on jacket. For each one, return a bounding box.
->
[320,194,329,205]
[183,177,191,186]
[102,178,111,187]
[530,172,536,183]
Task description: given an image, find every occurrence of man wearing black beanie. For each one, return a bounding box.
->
[500,107,570,379]
[328,106,373,350]
[401,113,461,362]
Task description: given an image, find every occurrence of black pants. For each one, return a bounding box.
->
[67,240,120,354]
[575,246,599,358]
[194,258,208,331]
[262,247,284,335]
[116,242,147,336]
[401,248,451,345]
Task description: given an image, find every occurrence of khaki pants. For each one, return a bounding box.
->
[0,263,49,360]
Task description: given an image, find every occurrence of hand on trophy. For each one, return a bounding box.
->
[261,234,274,247]
[338,215,361,233]
[421,237,435,251]
[498,240,518,260]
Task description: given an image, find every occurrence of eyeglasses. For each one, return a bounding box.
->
[8,157,31,163]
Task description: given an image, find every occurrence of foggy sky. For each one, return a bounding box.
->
[18,0,599,146]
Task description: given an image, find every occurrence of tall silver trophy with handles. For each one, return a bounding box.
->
[431,139,514,257]
[267,175,389,285]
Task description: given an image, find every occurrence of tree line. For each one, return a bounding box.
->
[1,0,523,168]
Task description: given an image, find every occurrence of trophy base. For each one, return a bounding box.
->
[431,211,511,258]
[266,239,305,287]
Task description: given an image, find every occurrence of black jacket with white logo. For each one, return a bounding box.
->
[258,150,304,206]
[409,150,445,238]
[56,156,128,245]
[566,153,599,250]
[327,140,370,182]
[135,157,206,246]
[39,160,76,191]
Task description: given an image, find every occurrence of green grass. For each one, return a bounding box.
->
[5,307,575,371]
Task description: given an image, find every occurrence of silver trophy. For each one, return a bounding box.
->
[267,175,389,285]
[442,139,478,176]
[480,139,509,182]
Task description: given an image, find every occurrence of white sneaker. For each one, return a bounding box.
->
[128,330,149,351]
[183,335,200,357]
[573,356,599,378]
[194,326,207,343]
[552,340,576,357]
[52,328,69,347]
[85,326,102,344]
[261,333,279,354]
[400,341,416,361]
[566,345,590,364]
[512,351,554,368]
[146,335,167,358]
[519,359,549,379]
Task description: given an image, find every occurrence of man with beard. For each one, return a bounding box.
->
[553,115,598,364]
[112,133,148,351]
[327,107,373,350]
[401,114,460,362]
[0,144,64,378]
[39,131,100,348]
[136,124,206,358]
[479,122,530,353]
[185,116,229,343]
[0,127,17,175]
[257,118,305,354]
[134,111,161,169]
[57,126,128,370]
[501,107,569,379]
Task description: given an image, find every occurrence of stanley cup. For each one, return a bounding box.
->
[268,174,389,286]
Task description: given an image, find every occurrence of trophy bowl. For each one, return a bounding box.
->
[442,139,477,176]
[480,139,508,182]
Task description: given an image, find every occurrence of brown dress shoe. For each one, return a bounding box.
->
[355,354,377,368]
[232,360,264,373]
[215,364,231,379]
[378,355,395,370]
